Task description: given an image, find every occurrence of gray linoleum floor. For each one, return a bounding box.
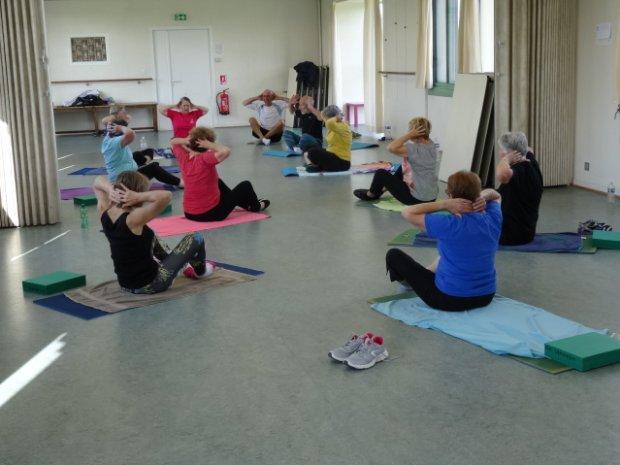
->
[1,127,619,465]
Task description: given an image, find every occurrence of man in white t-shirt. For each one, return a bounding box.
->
[243,89,289,145]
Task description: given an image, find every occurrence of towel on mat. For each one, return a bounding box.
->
[282,161,394,177]
[63,267,256,313]
[148,210,269,237]
[372,295,607,358]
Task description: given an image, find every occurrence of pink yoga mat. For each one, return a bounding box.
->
[148,210,270,237]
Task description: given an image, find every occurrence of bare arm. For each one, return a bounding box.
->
[170,137,190,146]
[388,127,425,157]
[116,187,172,229]
[196,139,231,162]
[305,101,323,121]
[158,104,176,116]
[242,95,262,106]
[273,95,290,102]
[472,189,502,212]
[117,125,135,147]
[93,176,115,215]
[402,199,473,231]
[288,94,300,114]
[495,155,514,185]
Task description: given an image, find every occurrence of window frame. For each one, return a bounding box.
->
[429,0,458,97]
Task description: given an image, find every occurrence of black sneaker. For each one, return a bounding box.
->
[259,199,270,211]
[353,189,376,201]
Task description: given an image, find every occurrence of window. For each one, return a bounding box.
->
[431,0,458,95]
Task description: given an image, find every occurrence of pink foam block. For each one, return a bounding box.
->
[148,210,270,237]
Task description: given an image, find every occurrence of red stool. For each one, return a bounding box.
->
[345,103,364,127]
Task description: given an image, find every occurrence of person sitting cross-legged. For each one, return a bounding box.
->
[243,89,288,145]
[304,104,352,173]
[282,94,323,154]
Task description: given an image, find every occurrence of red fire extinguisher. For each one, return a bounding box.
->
[216,89,230,115]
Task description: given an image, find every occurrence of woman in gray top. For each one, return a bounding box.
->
[354,117,438,205]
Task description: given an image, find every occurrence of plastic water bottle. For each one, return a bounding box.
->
[607,182,616,204]
[384,124,393,141]
[140,136,148,151]
[80,205,89,229]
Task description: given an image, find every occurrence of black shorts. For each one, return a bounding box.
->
[251,125,282,142]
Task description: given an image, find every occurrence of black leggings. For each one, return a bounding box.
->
[134,151,181,187]
[130,233,206,294]
[307,148,351,172]
[385,248,494,311]
[369,167,431,205]
[185,179,260,222]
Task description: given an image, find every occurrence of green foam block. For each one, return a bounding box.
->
[158,204,172,216]
[23,271,86,295]
[73,195,97,206]
[591,230,620,250]
[545,332,620,372]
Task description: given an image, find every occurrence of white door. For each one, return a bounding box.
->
[381,0,425,136]
[153,28,213,131]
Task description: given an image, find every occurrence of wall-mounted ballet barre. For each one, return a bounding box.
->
[378,71,416,76]
[51,78,153,85]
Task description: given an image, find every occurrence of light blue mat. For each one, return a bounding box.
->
[263,149,299,158]
[372,296,606,358]
[351,141,379,150]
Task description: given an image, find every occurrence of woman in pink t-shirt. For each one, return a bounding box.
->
[158,97,209,138]
[170,126,270,222]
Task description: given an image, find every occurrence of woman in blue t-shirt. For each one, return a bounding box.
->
[386,171,502,311]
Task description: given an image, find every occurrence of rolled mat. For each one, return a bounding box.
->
[282,161,394,177]
[33,262,263,318]
[69,166,180,176]
[60,183,174,200]
[371,294,606,368]
[388,228,597,253]
[148,210,269,237]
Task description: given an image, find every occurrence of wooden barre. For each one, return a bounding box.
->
[51,78,153,85]
[378,71,416,76]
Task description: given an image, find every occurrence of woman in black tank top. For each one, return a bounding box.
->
[94,171,211,294]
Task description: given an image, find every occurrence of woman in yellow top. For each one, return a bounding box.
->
[304,104,352,172]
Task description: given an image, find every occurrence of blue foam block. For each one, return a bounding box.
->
[281,167,300,177]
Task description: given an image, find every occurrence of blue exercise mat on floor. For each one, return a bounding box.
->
[372,296,607,358]
[415,232,583,253]
[263,149,299,158]
[351,141,379,150]
[68,166,180,176]
[33,261,264,320]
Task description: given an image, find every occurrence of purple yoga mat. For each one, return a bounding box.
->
[60,182,173,200]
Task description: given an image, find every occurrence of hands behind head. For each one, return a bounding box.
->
[196,138,212,149]
[407,124,426,140]
[503,150,528,166]
[110,184,141,208]
[290,94,300,105]
[443,198,474,217]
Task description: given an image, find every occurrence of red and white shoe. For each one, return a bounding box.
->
[183,261,215,280]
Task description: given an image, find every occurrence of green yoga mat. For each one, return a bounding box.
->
[367,291,573,374]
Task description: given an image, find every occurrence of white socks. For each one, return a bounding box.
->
[262,138,271,146]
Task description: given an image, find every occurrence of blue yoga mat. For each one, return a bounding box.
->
[263,149,300,158]
[69,166,180,176]
[372,296,606,358]
[415,232,583,253]
[351,141,379,150]
[33,261,264,320]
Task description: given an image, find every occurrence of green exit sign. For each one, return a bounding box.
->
[174,13,187,21]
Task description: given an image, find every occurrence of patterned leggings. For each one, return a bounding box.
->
[130,233,206,294]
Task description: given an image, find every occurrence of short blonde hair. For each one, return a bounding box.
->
[408,117,432,137]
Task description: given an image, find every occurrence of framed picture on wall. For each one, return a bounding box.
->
[70,36,108,64]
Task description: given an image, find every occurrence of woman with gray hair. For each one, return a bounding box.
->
[305,104,352,172]
[495,131,543,245]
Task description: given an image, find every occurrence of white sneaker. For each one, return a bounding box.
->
[293,147,303,154]
[262,138,271,146]
[328,332,374,362]
[345,336,389,370]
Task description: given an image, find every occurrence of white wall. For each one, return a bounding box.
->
[334,1,365,123]
[574,0,620,192]
[44,0,320,131]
